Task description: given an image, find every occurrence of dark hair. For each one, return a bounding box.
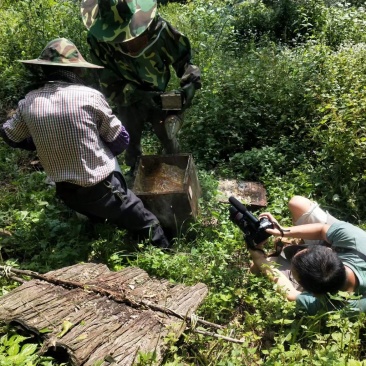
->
[291,245,346,294]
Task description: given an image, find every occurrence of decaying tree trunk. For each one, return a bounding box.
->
[0,263,209,365]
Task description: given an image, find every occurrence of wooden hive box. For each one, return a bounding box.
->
[133,154,201,236]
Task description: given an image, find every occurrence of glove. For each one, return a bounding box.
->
[131,89,162,110]
[142,91,162,110]
[180,83,196,110]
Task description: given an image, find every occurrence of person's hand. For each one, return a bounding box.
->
[259,212,289,237]
[142,91,162,110]
[133,89,162,109]
[259,212,278,224]
[248,245,267,269]
[180,83,196,109]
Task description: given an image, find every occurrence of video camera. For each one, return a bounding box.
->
[228,196,274,248]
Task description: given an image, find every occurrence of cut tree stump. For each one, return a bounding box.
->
[217,180,267,209]
[0,263,208,365]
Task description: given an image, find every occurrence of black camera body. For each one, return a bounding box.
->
[229,196,273,248]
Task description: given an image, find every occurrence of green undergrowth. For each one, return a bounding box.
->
[2,153,366,364]
[3,0,366,364]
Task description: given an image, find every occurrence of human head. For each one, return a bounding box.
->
[291,246,346,295]
[19,38,103,69]
[80,0,157,44]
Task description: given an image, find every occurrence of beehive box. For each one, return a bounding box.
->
[133,154,201,235]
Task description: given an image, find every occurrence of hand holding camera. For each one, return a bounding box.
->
[228,196,291,251]
[228,196,274,249]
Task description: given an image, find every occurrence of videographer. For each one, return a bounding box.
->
[246,195,366,315]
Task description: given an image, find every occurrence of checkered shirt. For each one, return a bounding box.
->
[3,81,127,186]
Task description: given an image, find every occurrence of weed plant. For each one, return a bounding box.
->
[2,0,366,364]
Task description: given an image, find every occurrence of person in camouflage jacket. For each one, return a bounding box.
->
[81,0,202,175]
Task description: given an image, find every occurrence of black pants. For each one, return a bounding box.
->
[56,172,169,248]
[117,104,180,169]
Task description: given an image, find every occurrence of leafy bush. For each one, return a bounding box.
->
[234,0,327,45]
[3,0,366,365]
[0,0,86,115]
[180,4,366,218]
[324,4,366,48]
[307,43,366,218]
[0,323,64,365]
[183,43,323,170]
[232,0,366,48]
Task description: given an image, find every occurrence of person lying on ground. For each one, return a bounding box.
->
[248,195,366,315]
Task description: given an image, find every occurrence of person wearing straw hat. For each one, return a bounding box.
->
[80,0,201,177]
[0,38,170,249]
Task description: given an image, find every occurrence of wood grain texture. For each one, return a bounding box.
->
[0,263,208,365]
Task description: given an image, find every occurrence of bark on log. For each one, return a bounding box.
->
[1,264,221,329]
[0,263,209,365]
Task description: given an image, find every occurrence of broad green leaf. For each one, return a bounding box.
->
[7,343,20,356]
[57,320,74,338]
[20,343,38,356]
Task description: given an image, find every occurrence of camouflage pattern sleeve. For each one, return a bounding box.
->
[163,20,202,90]
[87,35,123,101]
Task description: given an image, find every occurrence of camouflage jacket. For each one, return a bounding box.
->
[87,16,201,106]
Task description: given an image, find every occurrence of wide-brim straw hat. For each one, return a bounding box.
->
[80,0,157,43]
[19,38,104,69]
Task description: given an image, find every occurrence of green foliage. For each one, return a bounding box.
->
[0,324,63,365]
[232,0,366,48]
[134,350,157,366]
[234,0,327,45]
[176,0,366,219]
[183,42,322,171]
[3,0,366,365]
[305,43,366,218]
[0,0,86,114]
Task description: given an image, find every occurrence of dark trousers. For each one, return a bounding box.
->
[117,104,179,169]
[55,171,168,247]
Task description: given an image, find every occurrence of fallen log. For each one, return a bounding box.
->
[0,265,223,331]
[0,263,244,366]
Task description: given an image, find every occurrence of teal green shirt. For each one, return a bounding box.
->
[296,221,366,315]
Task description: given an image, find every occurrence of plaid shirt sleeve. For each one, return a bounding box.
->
[2,105,31,142]
[1,105,37,151]
[96,93,130,155]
